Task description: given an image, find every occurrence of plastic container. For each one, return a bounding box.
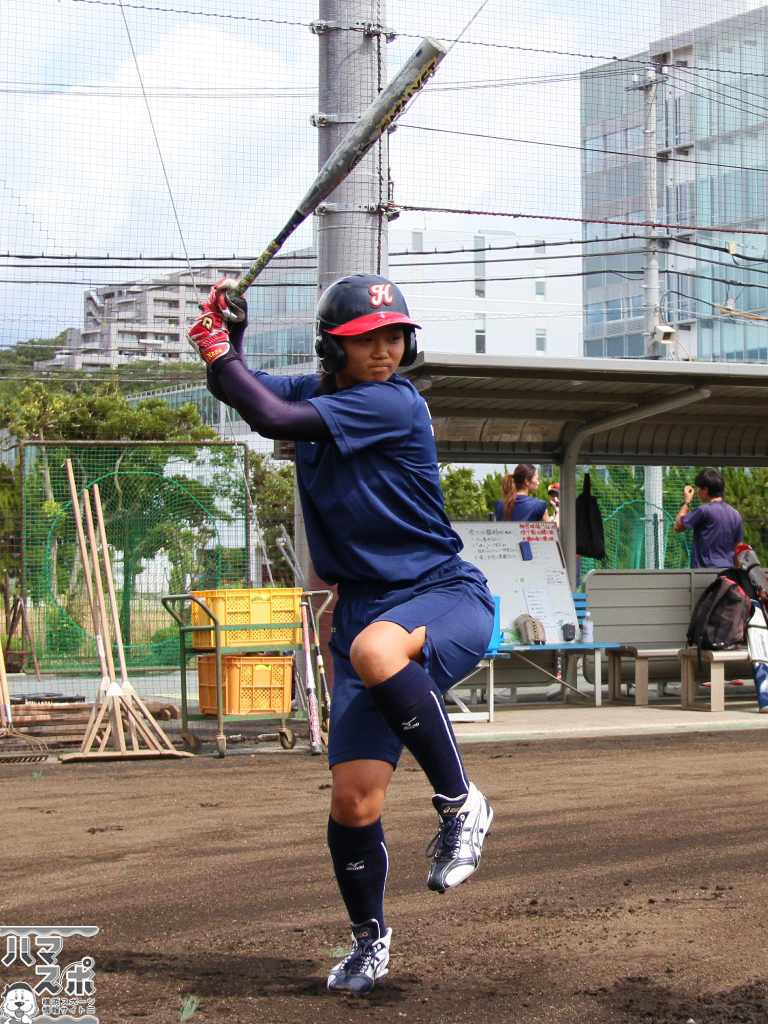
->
[582,610,594,643]
[189,587,302,649]
[196,654,293,715]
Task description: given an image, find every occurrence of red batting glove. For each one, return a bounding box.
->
[187,304,239,368]
[207,276,243,322]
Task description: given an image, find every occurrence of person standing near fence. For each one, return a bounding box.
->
[494,464,551,522]
[188,272,495,995]
[674,468,744,569]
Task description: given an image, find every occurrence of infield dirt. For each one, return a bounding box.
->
[2,729,767,1024]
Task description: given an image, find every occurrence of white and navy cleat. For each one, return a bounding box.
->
[327,919,392,994]
[426,782,493,893]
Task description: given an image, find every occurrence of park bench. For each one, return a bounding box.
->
[583,569,752,711]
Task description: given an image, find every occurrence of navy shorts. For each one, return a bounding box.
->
[327,555,495,768]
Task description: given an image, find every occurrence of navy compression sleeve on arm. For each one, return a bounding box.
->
[207,359,331,442]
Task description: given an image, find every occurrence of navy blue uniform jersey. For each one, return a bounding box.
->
[253,370,462,586]
[494,494,548,522]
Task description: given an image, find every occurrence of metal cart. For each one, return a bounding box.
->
[162,589,332,757]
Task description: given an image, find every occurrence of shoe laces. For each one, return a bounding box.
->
[341,938,377,976]
[426,811,464,861]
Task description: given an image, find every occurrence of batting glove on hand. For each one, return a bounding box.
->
[207,276,245,323]
[188,304,239,369]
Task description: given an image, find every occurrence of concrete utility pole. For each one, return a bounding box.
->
[630,63,667,360]
[293,2,394,601]
[630,63,667,566]
[312,0,393,294]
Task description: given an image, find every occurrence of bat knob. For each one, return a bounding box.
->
[221,289,247,323]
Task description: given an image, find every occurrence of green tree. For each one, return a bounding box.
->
[725,467,768,565]
[439,465,488,520]
[481,470,503,519]
[1,382,221,645]
[218,451,296,585]
[0,466,21,611]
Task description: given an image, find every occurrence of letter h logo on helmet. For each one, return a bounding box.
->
[369,283,393,308]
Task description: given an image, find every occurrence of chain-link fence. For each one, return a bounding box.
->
[1,440,274,699]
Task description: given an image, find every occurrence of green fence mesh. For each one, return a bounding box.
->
[4,441,256,698]
[3,445,766,702]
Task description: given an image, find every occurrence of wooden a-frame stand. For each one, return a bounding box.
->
[59,462,192,762]
[4,595,42,681]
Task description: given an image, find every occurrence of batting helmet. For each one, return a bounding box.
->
[315,274,420,374]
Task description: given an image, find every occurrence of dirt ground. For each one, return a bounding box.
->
[3,729,768,1024]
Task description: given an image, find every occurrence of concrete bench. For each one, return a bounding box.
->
[584,569,752,710]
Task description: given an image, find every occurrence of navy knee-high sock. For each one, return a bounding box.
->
[327,816,388,931]
[368,661,469,799]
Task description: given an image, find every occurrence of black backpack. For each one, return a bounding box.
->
[686,572,751,669]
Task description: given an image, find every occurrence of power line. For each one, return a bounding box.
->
[398,206,768,236]
[44,1,768,78]
[404,122,768,176]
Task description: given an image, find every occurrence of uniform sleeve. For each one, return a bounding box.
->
[308,381,413,457]
[680,505,705,531]
[206,364,329,440]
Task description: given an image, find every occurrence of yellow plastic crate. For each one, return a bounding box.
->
[196,655,293,715]
[189,587,302,649]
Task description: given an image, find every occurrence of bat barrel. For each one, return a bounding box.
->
[233,36,447,297]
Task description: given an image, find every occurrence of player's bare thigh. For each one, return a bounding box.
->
[349,620,426,686]
[330,758,395,826]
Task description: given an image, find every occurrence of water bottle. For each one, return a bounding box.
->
[582,611,594,643]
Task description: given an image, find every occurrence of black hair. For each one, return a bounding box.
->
[694,467,725,497]
[314,371,338,396]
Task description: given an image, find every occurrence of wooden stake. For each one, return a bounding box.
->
[58,467,191,762]
[65,460,112,753]
[4,598,42,682]
[82,489,129,753]
[92,484,178,753]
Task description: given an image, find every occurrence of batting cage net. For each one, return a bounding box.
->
[0,440,299,700]
[3,0,767,360]
[2,0,768,708]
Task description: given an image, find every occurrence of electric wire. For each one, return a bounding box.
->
[116,0,198,294]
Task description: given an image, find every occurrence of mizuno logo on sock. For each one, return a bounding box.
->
[402,717,419,730]
[346,861,365,871]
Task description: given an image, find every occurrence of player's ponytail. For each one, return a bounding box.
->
[500,474,517,521]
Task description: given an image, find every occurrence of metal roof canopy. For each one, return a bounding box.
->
[402,353,768,586]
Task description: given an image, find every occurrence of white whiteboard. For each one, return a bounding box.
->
[453,521,577,643]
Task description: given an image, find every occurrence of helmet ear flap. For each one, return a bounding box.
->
[399,328,418,367]
[315,332,346,374]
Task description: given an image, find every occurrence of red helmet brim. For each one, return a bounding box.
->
[325,311,421,336]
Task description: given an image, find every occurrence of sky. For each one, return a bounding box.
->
[1,0,765,348]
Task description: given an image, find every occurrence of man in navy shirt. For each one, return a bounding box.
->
[674,467,743,569]
[189,273,495,995]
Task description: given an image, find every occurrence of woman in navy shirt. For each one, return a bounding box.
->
[494,464,550,522]
[189,273,495,995]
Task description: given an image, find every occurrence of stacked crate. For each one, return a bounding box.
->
[189,588,303,716]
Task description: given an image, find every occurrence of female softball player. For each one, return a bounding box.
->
[189,273,495,995]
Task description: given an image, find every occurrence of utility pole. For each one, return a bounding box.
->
[312,0,393,294]
[630,62,667,565]
[293,2,394,604]
[629,63,667,359]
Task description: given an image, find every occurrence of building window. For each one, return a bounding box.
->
[535,279,546,301]
[585,339,604,357]
[535,329,547,353]
[474,236,485,298]
[475,313,486,353]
